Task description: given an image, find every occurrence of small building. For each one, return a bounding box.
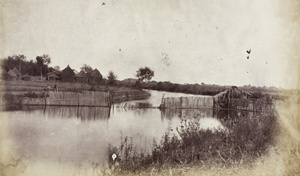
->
[12,67,22,80]
[75,70,88,83]
[90,69,103,84]
[61,65,75,82]
[47,71,61,81]
[7,70,17,81]
[22,74,32,81]
[31,76,46,81]
[48,73,59,81]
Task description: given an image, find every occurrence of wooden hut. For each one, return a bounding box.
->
[7,70,17,81]
[12,67,22,80]
[75,70,88,83]
[90,69,103,84]
[47,71,61,81]
[48,73,59,81]
[61,65,75,82]
[22,74,32,81]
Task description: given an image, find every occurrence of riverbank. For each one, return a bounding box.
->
[105,98,300,176]
[0,80,150,110]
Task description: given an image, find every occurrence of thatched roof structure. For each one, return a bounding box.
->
[12,67,22,76]
[48,73,59,78]
[213,86,252,108]
[61,65,75,82]
[90,69,102,78]
[8,70,17,77]
[47,71,61,80]
[22,74,32,81]
[75,70,88,83]
[47,70,61,75]
[89,69,102,84]
[76,70,88,78]
[12,67,22,80]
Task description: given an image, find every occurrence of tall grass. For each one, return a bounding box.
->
[109,109,279,175]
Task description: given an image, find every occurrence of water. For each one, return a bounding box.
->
[0,90,277,174]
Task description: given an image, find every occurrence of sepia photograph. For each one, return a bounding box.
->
[0,0,299,175]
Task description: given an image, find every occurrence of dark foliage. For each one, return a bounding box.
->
[136,67,154,82]
[107,71,117,85]
[1,55,51,76]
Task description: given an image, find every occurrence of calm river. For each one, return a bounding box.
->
[0,90,277,175]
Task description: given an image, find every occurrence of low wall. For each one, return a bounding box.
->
[161,96,214,109]
[22,91,110,107]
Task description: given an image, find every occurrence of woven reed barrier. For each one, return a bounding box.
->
[161,96,214,109]
[22,91,110,107]
[161,95,274,112]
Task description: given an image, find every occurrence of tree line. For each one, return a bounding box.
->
[1,55,155,86]
[1,54,280,97]
[1,54,54,78]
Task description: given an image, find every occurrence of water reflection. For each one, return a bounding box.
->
[3,101,278,172]
[160,108,214,119]
[198,117,228,132]
[160,108,227,132]
[22,106,110,121]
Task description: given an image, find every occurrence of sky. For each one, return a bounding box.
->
[1,0,299,89]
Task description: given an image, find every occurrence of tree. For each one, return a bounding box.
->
[36,54,51,79]
[12,54,26,72]
[80,64,93,74]
[80,64,93,83]
[53,65,60,71]
[136,66,154,82]
[107,71,117,85]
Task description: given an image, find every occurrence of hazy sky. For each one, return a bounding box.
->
[1,0,299,88]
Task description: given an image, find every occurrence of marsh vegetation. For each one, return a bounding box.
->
[108,109,279,175]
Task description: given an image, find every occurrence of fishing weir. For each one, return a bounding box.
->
[22,91,111,107]
[20,87,275,112]
[160,87,275,112]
